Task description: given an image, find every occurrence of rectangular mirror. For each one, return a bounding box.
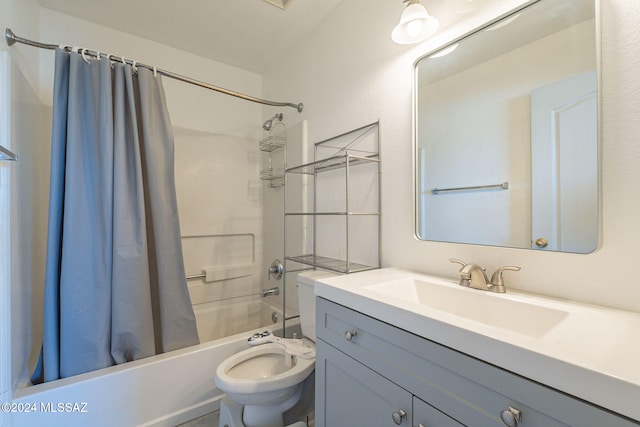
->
[414,0,598,253]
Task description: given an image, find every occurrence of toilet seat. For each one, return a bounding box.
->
[216,341,315,400]
[215,272,331,426]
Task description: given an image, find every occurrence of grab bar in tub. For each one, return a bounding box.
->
[186,265,254,283]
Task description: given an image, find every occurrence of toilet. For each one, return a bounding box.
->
[216,271,333,427]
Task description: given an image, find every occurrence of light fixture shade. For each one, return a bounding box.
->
[392,1,439,45]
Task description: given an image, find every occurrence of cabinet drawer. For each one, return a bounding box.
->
[317,297,638,427]
[414,396,464,427]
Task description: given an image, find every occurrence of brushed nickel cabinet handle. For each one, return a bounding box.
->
[500,406,522,427]
[344,330,357,341]
[392,409,407,425]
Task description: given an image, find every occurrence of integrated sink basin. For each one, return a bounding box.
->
[364,276,569,337]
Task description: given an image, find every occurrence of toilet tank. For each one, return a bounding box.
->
[297,271,335,341]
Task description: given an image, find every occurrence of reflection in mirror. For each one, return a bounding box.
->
[414,0,598,253]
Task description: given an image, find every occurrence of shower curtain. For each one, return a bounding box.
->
[32,49,199,383]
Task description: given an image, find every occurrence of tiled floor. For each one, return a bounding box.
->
[177,411,220,427]
[177,410,313,427]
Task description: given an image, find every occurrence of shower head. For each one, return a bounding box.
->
[263,113,283,131]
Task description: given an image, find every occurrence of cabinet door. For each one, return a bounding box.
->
[316,339,412,427]
[413,397,464,427]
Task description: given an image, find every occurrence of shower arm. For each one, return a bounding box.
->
[4,28,304,113]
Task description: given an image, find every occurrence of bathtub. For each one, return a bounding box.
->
[9,299,291,427]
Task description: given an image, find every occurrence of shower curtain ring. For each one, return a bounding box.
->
[105,53,116,68]
[80,48,90,64]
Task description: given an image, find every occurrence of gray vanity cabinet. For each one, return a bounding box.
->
[315,297,639,427]
[317,342,413,426]
[316,345,464,427]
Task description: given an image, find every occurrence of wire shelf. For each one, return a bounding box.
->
[285,254,378,274]
[260,167,284,188]
[260,167,285,180]
[259,135,286,152]
[285,152,379,175]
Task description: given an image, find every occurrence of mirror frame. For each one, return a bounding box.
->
[411,0,601,252]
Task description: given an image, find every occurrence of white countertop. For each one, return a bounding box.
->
[314,267,640,422]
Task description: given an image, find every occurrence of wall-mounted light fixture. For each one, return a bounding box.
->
[392,0,439,45]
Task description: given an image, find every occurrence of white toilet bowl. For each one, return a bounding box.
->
[216,341,315,406]
[215,271,333,427]
[215,338,315,427]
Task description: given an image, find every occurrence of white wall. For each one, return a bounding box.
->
[7,57,50,390]
[262,0,640,313]
[0,0,49,421]
[0,0,40,89]
[38,8,262,138]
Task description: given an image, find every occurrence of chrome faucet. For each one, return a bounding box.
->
[449,259,520,293]
[268,259,283,280]
[262,287,280,297]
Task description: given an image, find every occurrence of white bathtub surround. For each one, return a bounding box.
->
[174,127,268,336]
[174,122,309,336]
[315,268,640,421]
[193,297,281,343]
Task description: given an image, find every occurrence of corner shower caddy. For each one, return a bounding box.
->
[283,121,380,275]
[259,134,286,188]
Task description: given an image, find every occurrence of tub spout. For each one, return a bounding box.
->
[262,287,280,297]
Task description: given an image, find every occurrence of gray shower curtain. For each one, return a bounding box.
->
[32,48,199,383]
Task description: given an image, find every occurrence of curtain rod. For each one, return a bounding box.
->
[4,28,304,113]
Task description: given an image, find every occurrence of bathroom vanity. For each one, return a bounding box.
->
[313,268,640,426]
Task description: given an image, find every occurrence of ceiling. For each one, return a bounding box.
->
[37,0,345,74]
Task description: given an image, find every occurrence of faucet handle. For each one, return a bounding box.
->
[490,266,521,290]
[449,258,466,268]
[268,259,283,281]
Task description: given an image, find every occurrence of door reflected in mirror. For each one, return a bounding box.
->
[414,0,598,253]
